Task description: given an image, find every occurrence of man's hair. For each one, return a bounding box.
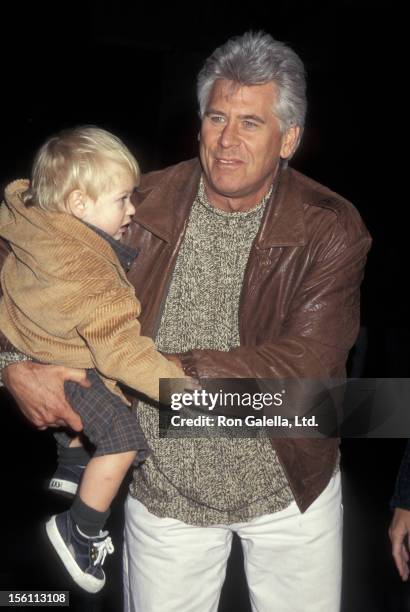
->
[197,31,307,134]
[24,126,140,212]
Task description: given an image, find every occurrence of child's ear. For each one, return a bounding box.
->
[66,190,87,219]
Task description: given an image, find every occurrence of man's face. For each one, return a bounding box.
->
[199,79,299,211]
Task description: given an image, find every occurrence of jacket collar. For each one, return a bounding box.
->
[132,158,307,249]
[131,159,201,244]
[83,221,138,272]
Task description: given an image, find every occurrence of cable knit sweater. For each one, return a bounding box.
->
[0,180,183,402]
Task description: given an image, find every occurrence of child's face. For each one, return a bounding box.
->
[83,164,137,240]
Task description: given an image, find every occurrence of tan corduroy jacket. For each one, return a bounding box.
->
[0,180,183,402]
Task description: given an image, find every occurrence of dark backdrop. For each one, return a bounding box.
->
[1,2,408,610]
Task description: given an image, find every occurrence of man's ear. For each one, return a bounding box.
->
[66,190,87,219]
[280,126,301,160]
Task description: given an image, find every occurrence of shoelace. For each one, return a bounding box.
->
[91,535,114,566]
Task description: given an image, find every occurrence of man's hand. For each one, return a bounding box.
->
[163,353,200,391]
[3,361,90,431]
[389,508,410,580]
[164,354,183,369]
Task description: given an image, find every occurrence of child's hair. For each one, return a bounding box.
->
[23,126,140,211]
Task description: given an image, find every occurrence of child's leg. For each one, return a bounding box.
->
[46,371,143,592]
[68,435,83,448]
[45,450,137,593]
[69,450,137,537]
[79,451,137,512]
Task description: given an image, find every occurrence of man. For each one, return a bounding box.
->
[0,32,371,611]
[389,440,410,581]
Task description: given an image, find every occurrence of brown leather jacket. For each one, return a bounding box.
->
[0,158,371,512]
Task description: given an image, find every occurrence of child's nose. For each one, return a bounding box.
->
[127,201,136,216]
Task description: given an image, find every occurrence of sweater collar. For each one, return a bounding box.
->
[196,176,272,219]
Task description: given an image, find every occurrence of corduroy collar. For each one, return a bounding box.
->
[83,222,138,272]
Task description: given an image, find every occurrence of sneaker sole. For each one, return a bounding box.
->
[45,515,105,593]
[48,478,78,497]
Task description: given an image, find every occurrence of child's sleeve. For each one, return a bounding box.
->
[76,286,184,402]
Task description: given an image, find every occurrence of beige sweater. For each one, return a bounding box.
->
[0,180,183,401]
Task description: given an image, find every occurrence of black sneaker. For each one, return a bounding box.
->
[45,511,114,593]
[48,464,85,497]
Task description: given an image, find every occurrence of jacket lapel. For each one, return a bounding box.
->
[256,167,307,248]
[132,160,202,244]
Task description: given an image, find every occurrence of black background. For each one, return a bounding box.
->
[0,1,409,610]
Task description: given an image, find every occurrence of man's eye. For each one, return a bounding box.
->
[243,120,258,129]
[209,115,225,124]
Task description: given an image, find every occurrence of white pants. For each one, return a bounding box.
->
[123,472,342,612]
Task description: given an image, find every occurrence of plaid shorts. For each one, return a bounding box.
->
[54,369,148,464]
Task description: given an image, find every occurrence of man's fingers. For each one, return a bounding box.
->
[18,387,82,430]
[51,395,84,431]
[60,367,91,388]
[12,397,49,429]
[389,510,410,580]
[390,527,409,580]
[400,551,410,581]
[184,377,201,391]
[3,361,87,430]
[403,540,410,580]
[392,544,405,578]
[64,410,83,432]
[49,419,70,428]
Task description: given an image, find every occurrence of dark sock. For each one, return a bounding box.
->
[70,496,110,537]
[57,444,92,467]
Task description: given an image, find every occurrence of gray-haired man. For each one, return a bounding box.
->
[1,32,371,611]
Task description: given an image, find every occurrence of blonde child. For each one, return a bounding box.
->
[0,127,187,592]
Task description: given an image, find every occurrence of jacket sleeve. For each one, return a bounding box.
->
[0,237,16,352]
[178,230,371,381]
[76,286,184,401]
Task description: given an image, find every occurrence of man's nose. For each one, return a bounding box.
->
[218,121,240,148]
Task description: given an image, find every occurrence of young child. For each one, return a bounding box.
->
[0,126,187,593]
